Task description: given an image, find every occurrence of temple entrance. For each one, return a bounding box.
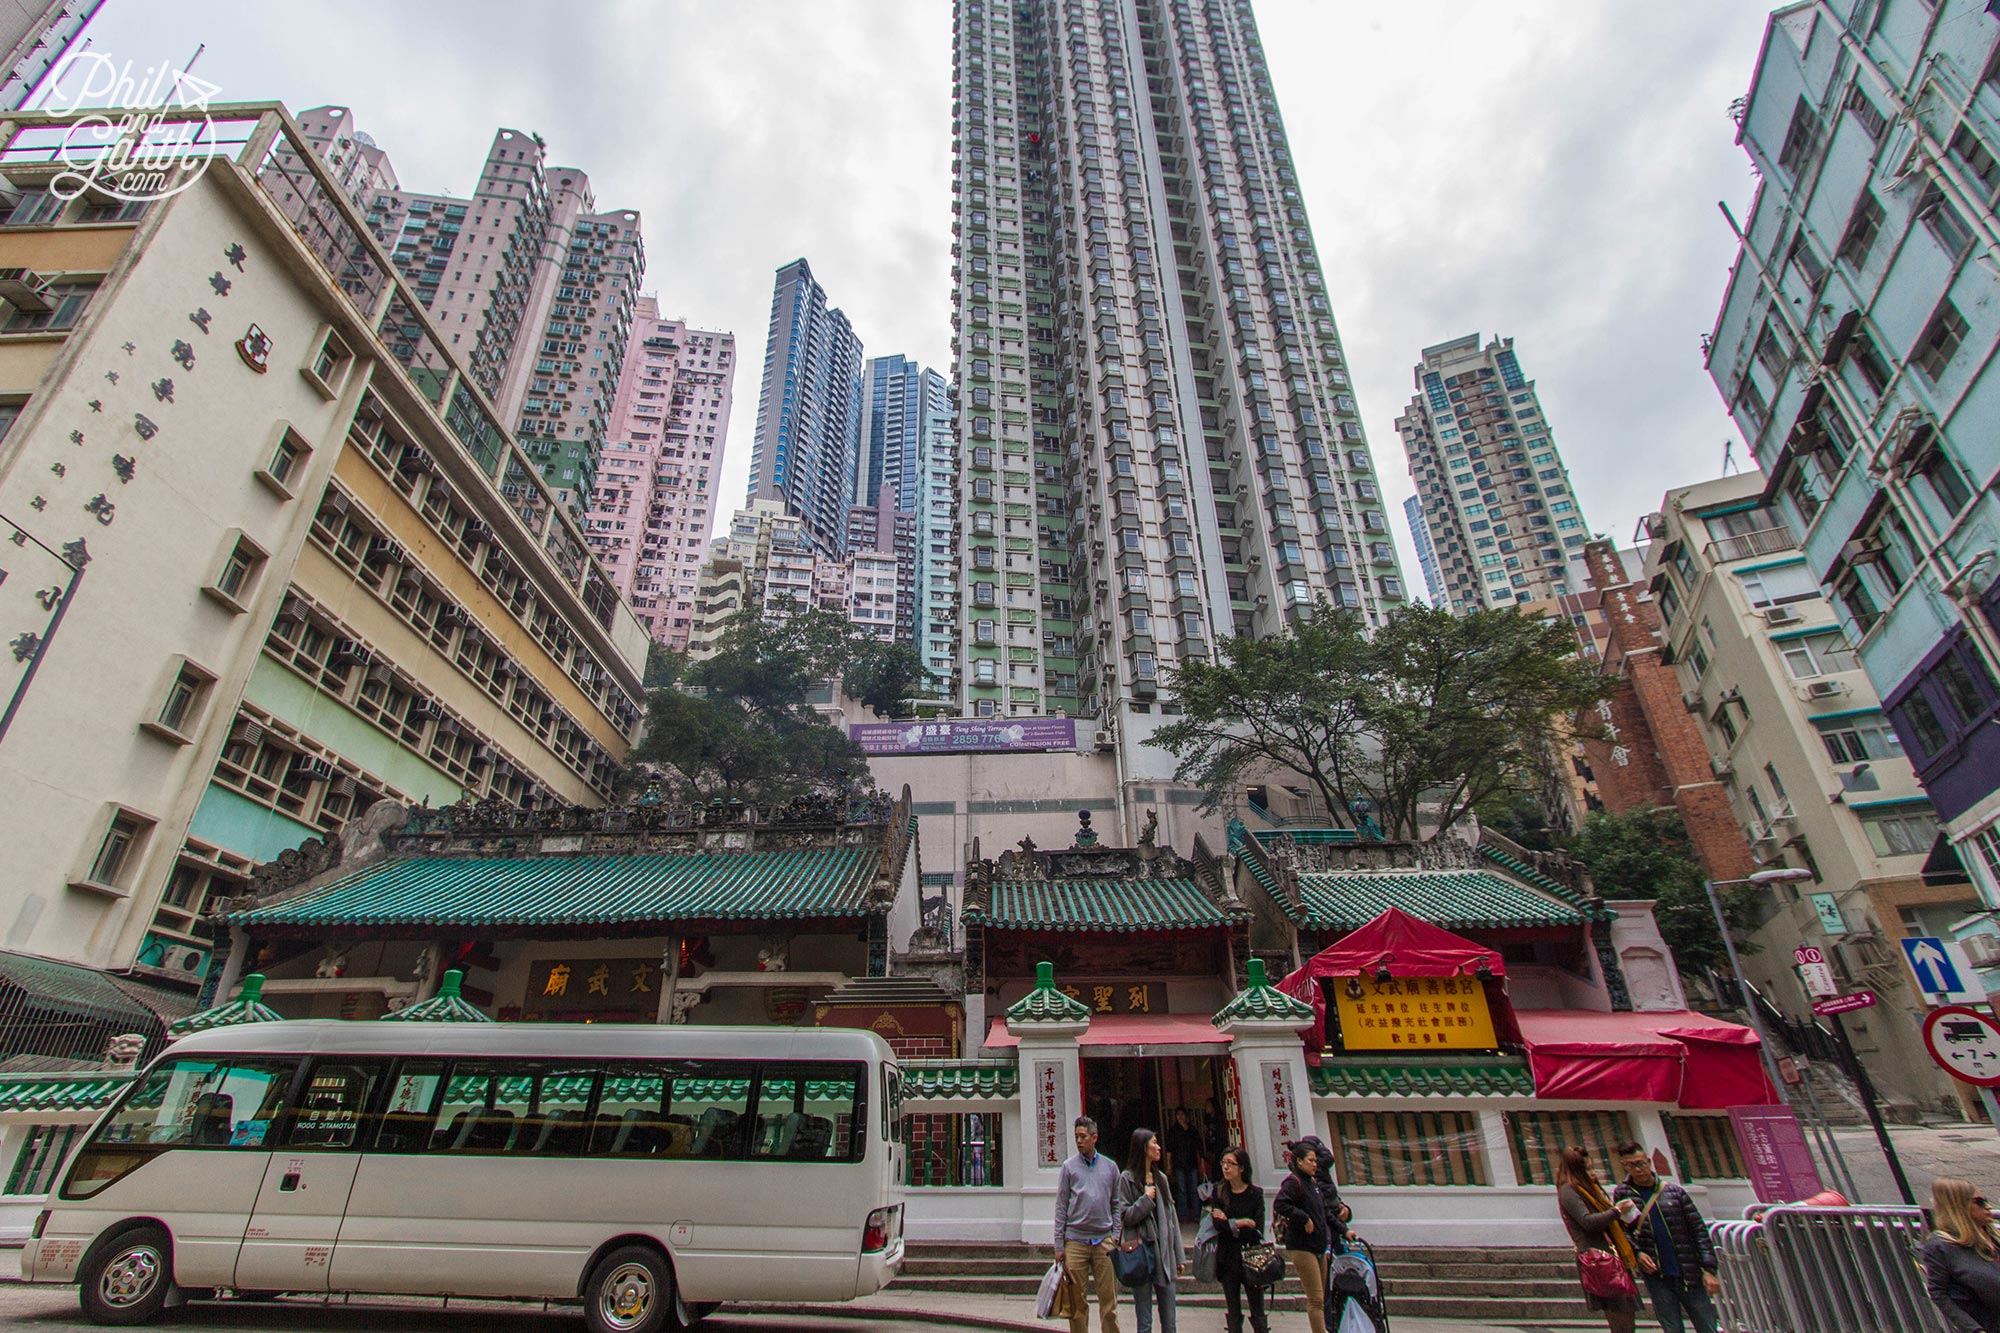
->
[1081,1055,1227,1176]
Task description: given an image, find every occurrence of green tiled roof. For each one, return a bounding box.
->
[382,970,490,1023]
[964,878,1241,932]
[0,1073,134,1113]
[0,949,177,1033]
[1006,962,1093,1024]
[1293,871,1586,932]
[225,846,887,932]
[1214,958,1314,1027]
[904,1061,1020,1098]
[1480,846,1602,916]
[167,974,281,1038]
[1309,1059,1535,1098]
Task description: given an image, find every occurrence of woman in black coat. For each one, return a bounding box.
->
[1924,1177,2000,1332]
[1273,1140,1332,1333]
[1207,1145,1269,1333]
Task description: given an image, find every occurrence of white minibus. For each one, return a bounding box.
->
[22,1021,906,1330]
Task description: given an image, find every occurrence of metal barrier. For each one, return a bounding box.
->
[1710,1205,1950,1333]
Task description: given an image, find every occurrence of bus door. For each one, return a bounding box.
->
[234,1060,384,1293]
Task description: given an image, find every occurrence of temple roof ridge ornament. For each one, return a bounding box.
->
[168,973,282,1038]
[1213,957,1315,1030]
[1004,961,1092,1026]
[380,969,491,1022]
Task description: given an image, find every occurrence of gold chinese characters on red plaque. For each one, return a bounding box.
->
[523,957,662,1015]
[1053,981,1164,1015]
[1331,974,1498,1051]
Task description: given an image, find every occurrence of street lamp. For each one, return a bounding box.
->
[1706,865,1915,1204]
[1704,867,1814,1098]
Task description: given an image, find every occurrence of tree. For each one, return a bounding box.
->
[626,600,931,802]
[1149,600,1611,839]
[1571,807,1757,973]
[643,642,685,690]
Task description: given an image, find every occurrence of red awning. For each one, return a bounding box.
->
[1515,1010,1778,1108]
[984,1013,1230,1053]
[1277,908,1511,1053]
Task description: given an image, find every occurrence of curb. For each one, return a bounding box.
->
[733,1301,1045,1332]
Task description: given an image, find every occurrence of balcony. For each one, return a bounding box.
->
[1705,525,1796,564]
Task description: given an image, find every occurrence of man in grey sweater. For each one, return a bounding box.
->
[1055,1116,1123,1333]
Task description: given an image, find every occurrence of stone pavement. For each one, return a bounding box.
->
[1822,1119,2000,1205]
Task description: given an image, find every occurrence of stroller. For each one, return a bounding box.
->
[1327,1235,1389,1333]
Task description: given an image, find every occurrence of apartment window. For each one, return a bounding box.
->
[258,427,311,496]
[1862,806,1939,858]
[3,189,64,226]
[3,277,99,331]
[1753,326,1789,379]
[1830,563,1883,638]
[152,660,216,741]
[1737,562,1818,608]
[1912,436,1975,517]
[74,808,153,896]
[1917,182,1975,258]
[1837,191,1885,269]
[1813,712,1901,764]
[1781,631,1857,679]
[204,533,268,612]
[1784,232,1826,290]
[1845,86,1888,144]
[1912,300,1968,382]
[1950,125,2000,201]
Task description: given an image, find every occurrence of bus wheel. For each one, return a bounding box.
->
[79,1226,174,1326]
[585,1244,676,1333]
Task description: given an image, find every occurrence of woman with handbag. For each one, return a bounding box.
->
[1209,1145,1273,1333]
[1118,1128,1187,1333]
[1554,1145,1642,1333]
[1275,1140,1334,1333]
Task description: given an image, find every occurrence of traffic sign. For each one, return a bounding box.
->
[1923,1006,2000,1087]
[1794,945,1837,999]
[1811,990,1877,1017]
[1901,936,1982,1004]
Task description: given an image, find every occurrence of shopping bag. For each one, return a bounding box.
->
[1054,1266,1088,1319]
[1337,1297,1378,1333]
[1035,1262,1066,1319]
[1192,1214,1220,1284]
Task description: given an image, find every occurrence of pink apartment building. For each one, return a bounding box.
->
[583,298,736,649]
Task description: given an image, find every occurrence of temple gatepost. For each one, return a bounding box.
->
[1214,958,1317,1189]
[1003,962,1091,1244]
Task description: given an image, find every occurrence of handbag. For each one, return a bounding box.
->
[1113,1239,1156,1288]
[1192,1214,1220,1284]
[1576,1247,1637,1300]
[1239,1242,1287,1288]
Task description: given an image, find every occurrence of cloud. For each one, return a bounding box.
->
[78,0,1772,567]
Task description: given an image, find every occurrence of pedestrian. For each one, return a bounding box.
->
[1119,1128,1187,1333]
[1207,1145,1270,1333]
[1922,1177,2000,1332]
[1055,1116,1124,1333]
[1166,1108,1202,1223]
[1274,1138,1332,1333]
[1611,1141,1719,1333]
[1554,1145,1642,1333]
[1295,1134,1352,1248]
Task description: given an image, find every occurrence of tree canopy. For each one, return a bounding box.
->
[1148,600,1610,840]
[625,601,931,802]
[1570,807,1757,973]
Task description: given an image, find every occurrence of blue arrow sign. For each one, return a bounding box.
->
[1903,936,1969,998]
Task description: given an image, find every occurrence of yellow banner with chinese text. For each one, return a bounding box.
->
[1332,974,1497,1051]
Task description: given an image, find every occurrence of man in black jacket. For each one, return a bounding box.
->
[1613,1141,1720,1333]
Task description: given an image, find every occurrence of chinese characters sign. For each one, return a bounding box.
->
[1728,1105,1822,1202]
[1331,975,1498,1052]
[1034,1060,1066,1169]
[850,717,1078,755]
[523,957,661,1014]
[1261,1061,1298,1170]
[1049,981,1163,1015]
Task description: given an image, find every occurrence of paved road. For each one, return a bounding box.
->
[1823,1120,2000,1204]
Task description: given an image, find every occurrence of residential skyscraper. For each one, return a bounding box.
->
[1395,334,1588,611]
[0,0,103,110]
[1403,496,1443,605]
[915,381,960,689]
[582,300,737,649]
[747,258,865,558]
[859,355,944,514]
[1709,3,2000,921]
[953,0,1405,754]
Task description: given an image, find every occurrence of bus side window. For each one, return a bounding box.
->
[371,1060,446,1152]
[591,1067,671,1157]
[285,1061,386,1150]
[752,1062,863,1163]
[76,1058,295,1162]
[669,1062,753,1160]
[427,1064,533,1154]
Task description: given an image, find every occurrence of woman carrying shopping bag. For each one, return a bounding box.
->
[1554,1145,1642,1333]
[1117,1128,1187,1333]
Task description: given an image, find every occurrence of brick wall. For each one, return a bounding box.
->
[1582,540,1757,884]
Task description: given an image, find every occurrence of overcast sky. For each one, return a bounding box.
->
[71,0,1776,580]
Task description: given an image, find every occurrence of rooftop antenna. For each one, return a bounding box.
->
[1722,439,1739,475]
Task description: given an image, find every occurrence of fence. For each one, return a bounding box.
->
[1711,1205,1949,1333]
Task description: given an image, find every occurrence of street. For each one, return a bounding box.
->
[1825,1121,2000,1205]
